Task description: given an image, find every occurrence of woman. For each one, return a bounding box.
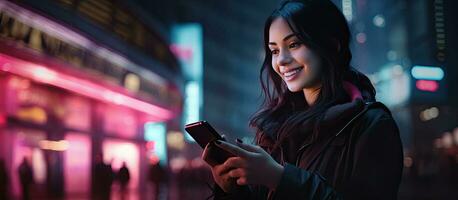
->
[202,0,403,199]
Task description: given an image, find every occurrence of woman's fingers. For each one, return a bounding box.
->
[215,140,251,158]
[214,161,233,175]
[201,143,211,162]
[228,168,249,185]
[235,140,262,153]
[224,157,245,169]
[228,168,246,178]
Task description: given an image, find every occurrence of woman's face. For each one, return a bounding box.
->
[268,17,321,92]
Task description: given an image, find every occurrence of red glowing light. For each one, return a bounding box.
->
[149,154,160,165]
[416,80,439,92]
[146,141,155,150]
[0,54,174,121]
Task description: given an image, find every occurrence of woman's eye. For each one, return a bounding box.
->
[289,42,301,49]
[271,49,279,55]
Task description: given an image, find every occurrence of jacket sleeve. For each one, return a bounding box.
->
[274,164,342,199]
[212,184,260,200]
[273,116,403,200]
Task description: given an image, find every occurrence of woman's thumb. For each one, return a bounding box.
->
[235,138,261,153]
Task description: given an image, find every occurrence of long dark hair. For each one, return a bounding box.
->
[250,0,376,145]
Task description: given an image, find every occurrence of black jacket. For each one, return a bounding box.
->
[213,100,403,200]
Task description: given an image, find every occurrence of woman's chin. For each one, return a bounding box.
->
[286,85,303,92]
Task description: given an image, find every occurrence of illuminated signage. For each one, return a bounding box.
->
[0,55,174,121]
[144,122,167,165]
[411,65,444,81]
[416,80,439,92]
[171,24,203,142]
[0,8,181,109]
[410,65,444,93]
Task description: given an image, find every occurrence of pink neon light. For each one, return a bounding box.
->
[0,54,174,121]
[170,44,193,61]
[416,80,439,92]
[0,115,5,126]
[103,105,137,138]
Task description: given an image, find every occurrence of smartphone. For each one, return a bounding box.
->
[184,121,234,165]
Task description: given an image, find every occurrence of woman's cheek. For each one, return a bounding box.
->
[271,58,276,70]
[271,60,279,75]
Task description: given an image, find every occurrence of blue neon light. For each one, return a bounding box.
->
[411,65,444,80]
[144,122,167,165]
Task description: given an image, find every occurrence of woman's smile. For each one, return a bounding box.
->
[282,66,304,81]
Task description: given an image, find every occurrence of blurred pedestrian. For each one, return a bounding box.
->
[0,159,9,200]
[92,154,114,200]
[117,161,130,199]
[18,157,33,200]
[148,160,165,200]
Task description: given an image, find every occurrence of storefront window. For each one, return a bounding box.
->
[102,139,140,189]
[10,129,47,196]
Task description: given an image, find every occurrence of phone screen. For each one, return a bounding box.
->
[184,121,234,166]
[184,121,223,149]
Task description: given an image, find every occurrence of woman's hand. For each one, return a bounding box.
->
[214,140,284,190]
[201,142,238,192]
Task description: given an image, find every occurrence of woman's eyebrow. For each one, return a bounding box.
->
[268,33,299,45]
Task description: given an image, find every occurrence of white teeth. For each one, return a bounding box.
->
[284,68,302,77]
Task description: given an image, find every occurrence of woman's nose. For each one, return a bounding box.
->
[277,50,293,66]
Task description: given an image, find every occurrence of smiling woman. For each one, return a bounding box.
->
[268,18,323,104]
[202,0,403,200]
